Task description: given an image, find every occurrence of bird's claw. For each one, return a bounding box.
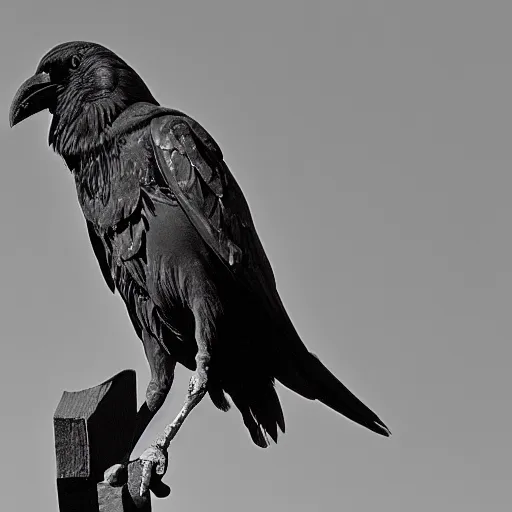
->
[139,444,168,497]
[103,463,127,486]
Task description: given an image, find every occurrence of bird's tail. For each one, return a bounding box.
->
[275,349,391,437]
[228,378,285,448]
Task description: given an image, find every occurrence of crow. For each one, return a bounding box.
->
[10,41,390,496]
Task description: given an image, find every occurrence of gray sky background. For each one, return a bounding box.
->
[1,1,510,510]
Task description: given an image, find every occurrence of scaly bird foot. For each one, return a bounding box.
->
[139,444,170,497]
[103,456,170,499]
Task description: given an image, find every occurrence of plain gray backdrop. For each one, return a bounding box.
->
[1,1,510,511]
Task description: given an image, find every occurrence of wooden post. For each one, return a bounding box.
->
[54,370,151,512]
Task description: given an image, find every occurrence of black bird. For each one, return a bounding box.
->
[10,41,390,495]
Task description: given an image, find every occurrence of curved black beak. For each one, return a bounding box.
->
[9,72,58,127]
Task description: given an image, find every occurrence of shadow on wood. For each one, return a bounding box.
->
[54,370,151,511]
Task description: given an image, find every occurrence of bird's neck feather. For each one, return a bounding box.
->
[50,96,125,159]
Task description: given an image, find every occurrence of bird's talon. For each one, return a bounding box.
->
[103,463,127,486]
[138,445,168,496]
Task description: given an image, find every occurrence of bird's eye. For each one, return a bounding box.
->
[70,55,81,69]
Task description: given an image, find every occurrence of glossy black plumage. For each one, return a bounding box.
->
[10,42,390,450]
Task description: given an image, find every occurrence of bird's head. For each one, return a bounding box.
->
[9,41,158,156]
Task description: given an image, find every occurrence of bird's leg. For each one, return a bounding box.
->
[104,332,175,495]
[139,302,214,495]
[138,359,209,495]
[156,359,210,448]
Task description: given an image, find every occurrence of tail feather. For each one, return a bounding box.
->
[309,354,390,436]
[277,350,391,437]
[237,402,270,448]
[249,380,285,443]
[227,378,285,448]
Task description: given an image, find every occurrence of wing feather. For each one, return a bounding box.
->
[150,115,281,301]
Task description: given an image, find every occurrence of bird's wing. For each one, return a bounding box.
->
[150,114,284,316]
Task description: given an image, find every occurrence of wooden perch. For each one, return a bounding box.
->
[54,370,151,511]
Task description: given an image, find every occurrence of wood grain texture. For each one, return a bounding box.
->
[54,370,151,511]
